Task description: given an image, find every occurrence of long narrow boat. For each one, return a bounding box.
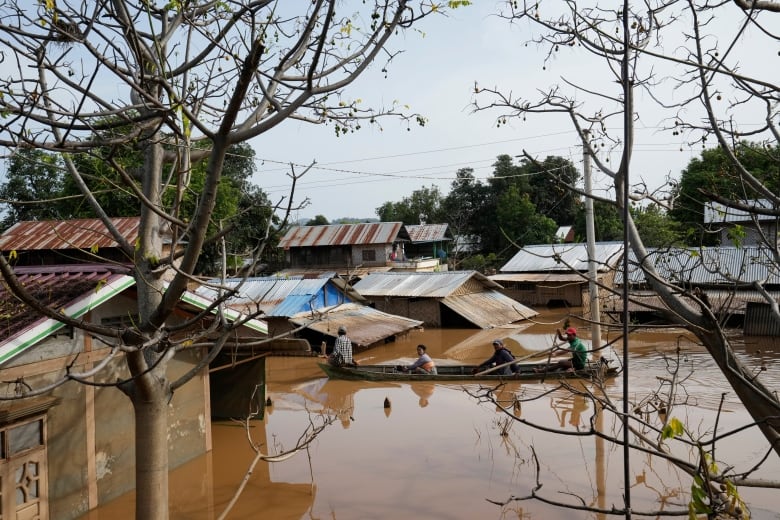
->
[317,361,618,382]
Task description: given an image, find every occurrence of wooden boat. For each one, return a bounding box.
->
[317,361,618,382]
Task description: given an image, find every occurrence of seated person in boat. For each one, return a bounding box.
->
[535,327,588,373]
[329,326,357,367]
[400,344,437,374]
[474,339,517,375]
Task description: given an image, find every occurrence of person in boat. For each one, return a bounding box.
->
[401,344,437,375]
[534,327,588,373]
[329,326,357,367]
[473,339,517,375]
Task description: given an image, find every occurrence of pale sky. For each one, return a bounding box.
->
[249,3,714,223]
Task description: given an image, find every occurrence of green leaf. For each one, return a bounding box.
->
[661,417,685,439]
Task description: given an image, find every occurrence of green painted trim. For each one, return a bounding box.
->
[0,275,136,365]
[179,291,268,335]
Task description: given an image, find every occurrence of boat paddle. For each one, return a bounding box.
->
[474,346,557,376]
[539,335,563,382]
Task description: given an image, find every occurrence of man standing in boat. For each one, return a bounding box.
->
[474,339,517,375]
[329,326,356,367]
[401,344,437,374]
[535,327,588,373]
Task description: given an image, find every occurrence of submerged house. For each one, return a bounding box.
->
[0,218,269,518]
[491,242,624,308]
[609,245,780,333]
[195,275,422,352]
[352,271,538,328]
[0,265,212,520]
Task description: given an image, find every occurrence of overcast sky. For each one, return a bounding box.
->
[249,3,714,223]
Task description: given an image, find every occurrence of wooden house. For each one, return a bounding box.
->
[277,222,444,278]
[352,271,537,328]
[491,242,624,308]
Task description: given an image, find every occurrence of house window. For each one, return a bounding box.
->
[362,250,376,262]
[0,416,48,519]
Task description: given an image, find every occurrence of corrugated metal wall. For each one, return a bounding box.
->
[744,302,780,336]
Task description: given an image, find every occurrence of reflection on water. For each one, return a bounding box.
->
[82,309,780,519]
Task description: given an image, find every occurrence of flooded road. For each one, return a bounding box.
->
[83,309,780,519]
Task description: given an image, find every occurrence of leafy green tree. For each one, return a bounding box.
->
[440,168,490,263]
[0,149,65,229]
[375,185,444,224]
[525,155,581,225]
[306,215,330,226]
[632,204,683,247]
[496,186,557,250]
[488,154,528,191]
[574,200,623,242]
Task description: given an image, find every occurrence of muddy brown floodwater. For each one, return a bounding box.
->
[82,309,780,519]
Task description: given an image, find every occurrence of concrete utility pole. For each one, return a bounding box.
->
[583,130,603,352]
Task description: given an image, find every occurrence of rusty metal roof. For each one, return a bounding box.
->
[440,292,538,329]
[288,303,423,348]
[0,264,133,346]
[278,222,407,249]
[405,224,452,243]
[0,217,141,251]
[500,242,624,273]
[353,271,501,298]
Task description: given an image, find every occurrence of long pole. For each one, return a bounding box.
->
[583,130,603,353]
[621,0,632,517]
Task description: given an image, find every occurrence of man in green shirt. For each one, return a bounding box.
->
[535,327,588,373]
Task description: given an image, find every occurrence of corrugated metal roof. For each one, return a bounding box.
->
[703,199,775,224]
[440,292,538,329]
[617,246,780,285]
[196,276,312,310]
[196,276,362,318]
[500,242,624,273]
[288,303,423,348]
[278,222,406,248]
[0,217,142,251]
[405,224,452,243]
[353,271,501,298]
[490,273,591,283]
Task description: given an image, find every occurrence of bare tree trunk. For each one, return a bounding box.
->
[132,376,170,520]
